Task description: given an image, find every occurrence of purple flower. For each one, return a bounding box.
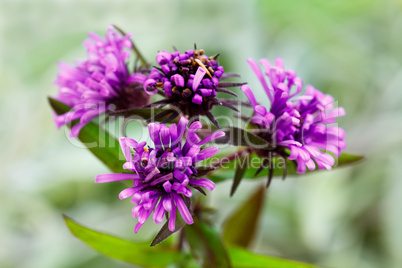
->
[95,117,224,233]
[143,47,242,128]
[242,58,346,175]
[53,26,150,137]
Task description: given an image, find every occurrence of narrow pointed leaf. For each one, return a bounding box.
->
[337,153,364,166]
[223,186,265,248]
[110,108,165,120]
[207,152,363,184]
[230,153,250,196]
[195,167,216,177]
[151,214,185,247]
[215,126,272,149]
[48,97,126,174]
[228,246,321,268]
[185,220,231,268]
[63,215,186,267]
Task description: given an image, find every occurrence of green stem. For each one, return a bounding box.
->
[113,25,148,67]
[211,147,250,168]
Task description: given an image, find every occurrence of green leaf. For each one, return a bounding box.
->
[337,153,364,166]
[208,152,363,184]
[48,97,126,174]
[230,152,251,196]
[185,219,231,268]
[228,246,321,268]
[110,108,165,121]
[48,96,71,115]
[223,186,265,248]
[63,214,321,268]
[63,215,186,268]
[215,126,273,149]
[151,214,185,247]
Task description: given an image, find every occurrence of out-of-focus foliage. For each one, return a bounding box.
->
[1,0,401,268]
[65,215,322,268]
[223,186,265,247]
[49,98,127,174]
[64,216,187,267]
[207,152,362,183]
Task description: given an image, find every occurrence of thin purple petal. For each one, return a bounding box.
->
[95,173,138,183]
[173,193,193,225]
[192,67,207,91]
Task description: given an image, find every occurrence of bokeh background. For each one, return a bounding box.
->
[1,0,401,267]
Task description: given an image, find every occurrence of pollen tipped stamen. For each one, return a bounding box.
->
[194,59,212,78]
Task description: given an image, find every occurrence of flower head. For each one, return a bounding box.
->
[143,47,242,127]
[242,58,346,177]
[95,117,224,233]
[54,26,150,137]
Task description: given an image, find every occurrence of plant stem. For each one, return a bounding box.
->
[113,25,148,67]
[211,148,250,168]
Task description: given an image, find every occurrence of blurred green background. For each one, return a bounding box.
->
[1,0,401,267]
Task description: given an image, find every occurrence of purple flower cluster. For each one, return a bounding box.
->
[51,25,350,237]
[54,26,149,137]
[242,58,346,173]
[143,48,240,126]
[95,117,224,233]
